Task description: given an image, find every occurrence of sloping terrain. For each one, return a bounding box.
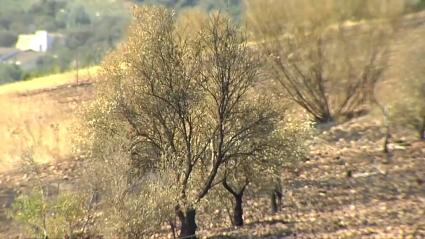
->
[0,115,423,238]
[208,116,424,239]
[0,69,96,237]
[0,68,97,173]
[181,115,424,239]
[0,11,425,239]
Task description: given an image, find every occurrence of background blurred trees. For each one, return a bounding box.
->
[0,64,23,84]
[0,0,245,84]
[0,31,18,47]
[245,0,404,123]
[5,0,425,84]
[0,0,129,84]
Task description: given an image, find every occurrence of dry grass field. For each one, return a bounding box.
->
[0,67,97,172]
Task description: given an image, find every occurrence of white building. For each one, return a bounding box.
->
[16,31,54,52]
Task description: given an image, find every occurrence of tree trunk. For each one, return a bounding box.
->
[276,190,282,209]
[169,219,177,239]
[316,114,333,124]
[270,187,283,213]
[383,126,391,154]
[271,191,278,213]
[222,178,248,227]
[177,208,197,239]
[420,120,425,140]
[233,193,244,227]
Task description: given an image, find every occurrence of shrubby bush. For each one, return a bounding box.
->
[8,149,97,239]
[9,189,93,239]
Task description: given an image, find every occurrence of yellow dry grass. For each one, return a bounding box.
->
[0,67,98,96]
[0,67,97,173]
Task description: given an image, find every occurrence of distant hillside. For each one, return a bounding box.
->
[0,0,244,86]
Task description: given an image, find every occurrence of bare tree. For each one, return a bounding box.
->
[245,0,401,123]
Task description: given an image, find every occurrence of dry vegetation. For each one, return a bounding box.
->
[0,67,96,172]
[0,1,424,239]
[245,0,403,123]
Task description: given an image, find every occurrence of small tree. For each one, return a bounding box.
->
[9,149,94,239]
[217,97,276,227]
[78,6,280,239]
[245,0,401,123]
[218,101,311,226]
[10,189,50,239]
[267,115,311,213]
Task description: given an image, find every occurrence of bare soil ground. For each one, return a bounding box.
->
[190,116,425,239]
[1,115,423,239]
[0,74,94,173]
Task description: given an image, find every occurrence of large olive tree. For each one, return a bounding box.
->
[78,6,282,239]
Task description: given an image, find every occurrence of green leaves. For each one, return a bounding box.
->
[10,190,46,231]
[9,189,90,238]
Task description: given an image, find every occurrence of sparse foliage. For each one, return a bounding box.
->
[10,190,92,239]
